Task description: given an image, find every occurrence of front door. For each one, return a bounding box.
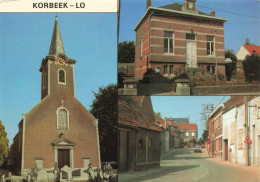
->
[186,41,197,68]
[224,140,228,161]
[58,149,70,168]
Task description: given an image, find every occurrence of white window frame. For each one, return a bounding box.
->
[164,31,174,54]
[186,132,189,136]
[56,107,70,130]
[163,65,168,75]
[192,132,195,136]
[58,68,66,85]
[207,35,215,56]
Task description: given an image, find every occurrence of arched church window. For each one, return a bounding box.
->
[58,109,68,130]
[58,69,66,84]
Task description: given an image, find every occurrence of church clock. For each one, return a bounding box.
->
[57,58,66,65]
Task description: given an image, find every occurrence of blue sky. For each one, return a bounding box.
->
[151,96,230,138]
[0,13,117,144]
[119,0,260,53]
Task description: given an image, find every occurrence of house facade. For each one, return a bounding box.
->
[236,45,260,72]
[166,117,197,142]
[222,96,260,166]
[207,104,223,158]
[154,112,170,155]
[9,17,100,178]
[118,96,162,172]
[134,0,227,81]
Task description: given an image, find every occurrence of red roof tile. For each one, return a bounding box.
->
[118,96,162,131]
[243,45,260,55]
[171,123,197,131]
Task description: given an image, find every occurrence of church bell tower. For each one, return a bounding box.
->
[39,16,76,100]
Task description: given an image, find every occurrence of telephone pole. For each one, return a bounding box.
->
[201,104,214,128]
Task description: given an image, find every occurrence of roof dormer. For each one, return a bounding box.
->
[181,0,199,14]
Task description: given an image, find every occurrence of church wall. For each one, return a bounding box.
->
[23,94,100,170]
[49,60,75,97]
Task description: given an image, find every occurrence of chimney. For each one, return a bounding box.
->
[210,11,215,16]
[146,0,151,10]
[187,117,189,124]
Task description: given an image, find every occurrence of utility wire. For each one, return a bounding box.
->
[167,0,260,19]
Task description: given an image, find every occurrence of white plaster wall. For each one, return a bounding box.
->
[248,97,260,166]
[236,102,246,164]
[223,107,236,162]
[236,45,249,61]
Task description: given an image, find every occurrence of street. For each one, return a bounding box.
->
[120,147,260,182]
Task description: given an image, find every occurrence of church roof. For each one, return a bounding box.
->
[166,117,188,124]
[49,16,65,55]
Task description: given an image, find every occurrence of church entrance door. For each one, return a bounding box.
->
[58,149,70,168]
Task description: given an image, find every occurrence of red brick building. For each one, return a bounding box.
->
[118,96,162,172]
[134,0,227,80]
[207,104,223,158]
[9,17,100,176]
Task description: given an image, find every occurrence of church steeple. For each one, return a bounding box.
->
[40,16,76,100]
[49,16,65,55]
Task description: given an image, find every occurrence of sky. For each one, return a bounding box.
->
[151,96,230,138]
[0,13,117,144]
[119,0,260,53]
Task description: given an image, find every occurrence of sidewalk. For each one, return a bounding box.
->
[206,156,260,174]
[118,148,178,182]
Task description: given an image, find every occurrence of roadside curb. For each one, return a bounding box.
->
[206,157,260,174]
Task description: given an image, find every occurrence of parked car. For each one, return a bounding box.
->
[201,144,205,148]
[194,145,202,153]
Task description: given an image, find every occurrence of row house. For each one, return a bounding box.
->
[135,0,227,80]
[155,113,181,155]
[236,45,260,72]
[166,117,197,142]
[118,96,162,172]
[222,96,260,166]
[207,104,223,158]
[154,112,170,155]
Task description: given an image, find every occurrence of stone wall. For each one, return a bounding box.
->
[191,84,260,95]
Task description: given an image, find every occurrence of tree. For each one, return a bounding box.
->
[90,84,117,163]
[243,54,260,82]
[118,41,135,63]
[202,129,209,143]
[0,120,9,167]
[245,38,251,45]
[225,49,237,81]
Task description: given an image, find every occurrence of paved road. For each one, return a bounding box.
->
[126,148,260,182]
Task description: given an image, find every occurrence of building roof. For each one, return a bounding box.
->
[166,117,188,124]
[243,45,260,55]
[223,96,256,113]
[171,123,197,131]
[118,96,162,131]
[160,3,208,16]
[154,112,168,129]
[49,16,65,55]
[134,2,227,31]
